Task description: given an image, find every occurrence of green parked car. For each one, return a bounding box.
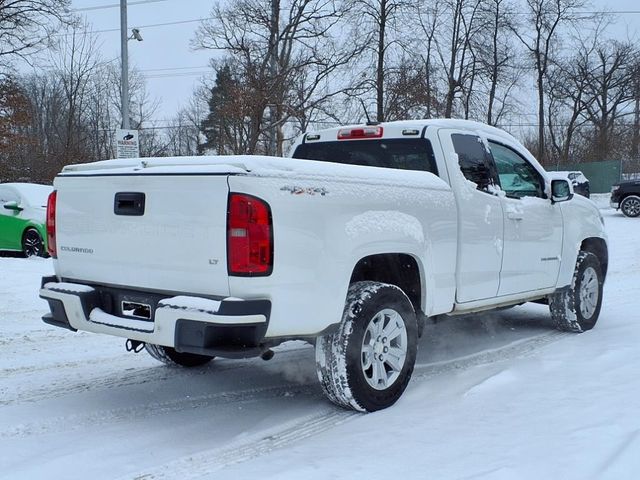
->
[0,183,52,257]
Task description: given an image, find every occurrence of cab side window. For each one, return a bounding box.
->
[451,134,498,192]
[489,141,545,199]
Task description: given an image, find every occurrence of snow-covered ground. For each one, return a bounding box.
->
[1,207,638,480]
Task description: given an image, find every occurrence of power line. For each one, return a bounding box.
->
[73,0,168,12]
[52,17,207,37]
[142,65,208,72]
[60,8,640,38]
[143,71,210,79]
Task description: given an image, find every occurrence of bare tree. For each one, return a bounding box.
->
[0,0,72,67]
[546,57,590,165]
[0,77,33,181]
[631,61,640,162]
[476,0,519,125]
[512,0,586,162]
[430,0,483,118]
[580,40,635,161]
[348,0,410,122]
[414,0,441,118]
[165,88,207,157]
[49,20,103,164]
[194,0,362,155]
[384,59,444,120]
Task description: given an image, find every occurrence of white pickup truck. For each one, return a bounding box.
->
[40,119,607,412]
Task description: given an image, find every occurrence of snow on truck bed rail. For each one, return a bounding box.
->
[58,155,450,191]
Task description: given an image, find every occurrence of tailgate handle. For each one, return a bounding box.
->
[114,192,145,216]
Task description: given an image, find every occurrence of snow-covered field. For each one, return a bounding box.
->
[1,207,638,480]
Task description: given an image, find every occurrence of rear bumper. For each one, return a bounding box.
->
[40,276,271,358]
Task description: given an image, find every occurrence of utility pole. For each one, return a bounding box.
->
[120,0,130,130]
[268,0,279,156]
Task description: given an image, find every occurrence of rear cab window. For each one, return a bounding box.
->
[292,138,439,175]
[451,134,499,193]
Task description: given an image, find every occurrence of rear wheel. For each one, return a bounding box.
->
[315,281,418,412]
[22,228,45,257]
[145,344,214,367]
[549,251,603,332]
[621,195,640,217]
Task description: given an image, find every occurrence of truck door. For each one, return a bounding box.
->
[437,129,504,303]
[0,186,20,249]
[487,140,563,295]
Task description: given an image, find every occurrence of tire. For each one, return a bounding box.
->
[22,228,46,257]
[315,281,418,412]
[620,195,640,217]
[145,344,214,367]
[549,251,604,332]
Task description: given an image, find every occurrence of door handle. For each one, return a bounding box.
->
[114,192,146,216]
[507,212,523,221]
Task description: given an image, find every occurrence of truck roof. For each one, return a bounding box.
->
[299,119,519,145]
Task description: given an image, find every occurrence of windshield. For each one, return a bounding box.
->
[292,138,438,174]
[16,184,53,208]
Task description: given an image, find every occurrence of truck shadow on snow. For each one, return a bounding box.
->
[125,303,556,405]
[40,304,556,418]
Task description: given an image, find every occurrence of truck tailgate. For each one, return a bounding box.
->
[53,174,230,296]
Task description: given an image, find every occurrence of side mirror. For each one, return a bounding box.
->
[3,201,23,212]
[551,179,573,203]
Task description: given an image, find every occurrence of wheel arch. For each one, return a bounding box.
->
[580,237,608,279]
[22,222,46,243]
[349,253,424,316]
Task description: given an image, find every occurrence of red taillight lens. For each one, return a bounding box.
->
[46,191,57,258]
[227,193,273,276]
[337,126,383,140]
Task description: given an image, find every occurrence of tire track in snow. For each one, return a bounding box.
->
[413,329,569,379]
[116,408,359,480]
[0,383,319,439]
[1,330,567,439]
[118,330,569,480]
[0,347,313,406]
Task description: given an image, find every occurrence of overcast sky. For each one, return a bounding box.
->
[70,0,215,125]
[70,0,640,126]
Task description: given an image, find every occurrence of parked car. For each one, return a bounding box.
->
[0,183,52,257]
[610,180,640,217]
[40,119,607,412]
[556,171,590,198]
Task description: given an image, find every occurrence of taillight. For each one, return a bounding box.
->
[46,191,57,258]
[337,126,383,140]
[227,193,273,276]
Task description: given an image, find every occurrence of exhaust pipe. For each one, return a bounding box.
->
[126,339,145,353]
[260,348,275,361]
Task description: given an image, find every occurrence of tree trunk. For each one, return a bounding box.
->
[376,0,387,122]
[632,91,640,160]
[537,70,545,162]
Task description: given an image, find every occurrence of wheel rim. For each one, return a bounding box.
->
[24,231,43,257]
[361,308,408,390]
[623,198,640,216]
[579,266,599,320]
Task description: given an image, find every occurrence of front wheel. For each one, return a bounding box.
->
[549,251,604,332]
[145,344,214,367]
[620,195,640,217]
[22,228,46,257]
[315,281,418,412]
